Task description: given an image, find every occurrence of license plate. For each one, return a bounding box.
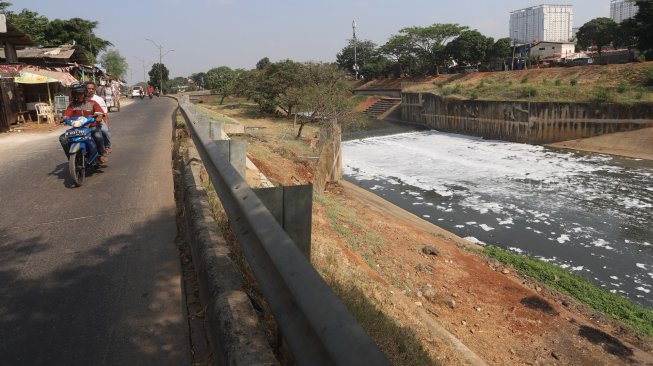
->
[65,129,86,137]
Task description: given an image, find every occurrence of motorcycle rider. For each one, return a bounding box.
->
[147,85,154,98]
[86,81,112,154]
[58,83,109,163]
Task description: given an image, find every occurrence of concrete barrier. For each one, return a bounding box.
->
[180,143,279,366]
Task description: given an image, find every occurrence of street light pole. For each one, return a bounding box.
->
[146,38,174,94]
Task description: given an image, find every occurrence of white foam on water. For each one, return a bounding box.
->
[557,235,570,244]
[637,263,648,270]
[342,130,653,306]
[479,224,495,231]
[498,218,514,225]
[636,287,651,294]
[463,236,486,246]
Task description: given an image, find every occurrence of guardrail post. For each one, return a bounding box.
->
[253,184,313,260]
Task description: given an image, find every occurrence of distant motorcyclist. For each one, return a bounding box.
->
[154,87,160,97]
[58,83,109,163]
[147,85,154,99]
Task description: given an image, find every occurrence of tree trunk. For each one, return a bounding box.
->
[296,121,305,138]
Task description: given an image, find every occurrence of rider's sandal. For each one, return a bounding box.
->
[99,156,108,163]
[106,147,112,154]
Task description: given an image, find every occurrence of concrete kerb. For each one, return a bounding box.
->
[181,143,278,366]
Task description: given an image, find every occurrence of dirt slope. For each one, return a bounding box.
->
[209,102,653,366]
[549,127,653,160]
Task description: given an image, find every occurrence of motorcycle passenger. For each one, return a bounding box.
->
[58,83,109,163]
[86,81,112,154]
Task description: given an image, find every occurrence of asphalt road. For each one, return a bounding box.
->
[0,97,189,365]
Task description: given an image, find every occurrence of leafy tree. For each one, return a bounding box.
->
[4,7,49,46]
[253,59,304,116]
[336,39,379,78]
[256,57,271,70]
[98,49,127,80]
[205,66,236,104]
[445,30,493,65]
[379,34,417,76]
[614,18,638,50]
[295,63,360,138]
[47,18,112,62]
[486,37,513,62]
[397,23,468,75]
[633,0,653,58]
[576,17,618,56]
[189,72,207,88]
[232,69,260,100]
[148,63,169,91]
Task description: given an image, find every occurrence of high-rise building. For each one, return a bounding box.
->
[509,4,573,44]
[610,0,638,23]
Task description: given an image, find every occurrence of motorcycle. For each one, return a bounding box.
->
[139,91,144,100]
[62,116,104,187]
[148,92,153,99]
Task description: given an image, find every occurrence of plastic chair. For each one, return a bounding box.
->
[35,103,54,124]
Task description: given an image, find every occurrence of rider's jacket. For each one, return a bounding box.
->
[63,99,104,127]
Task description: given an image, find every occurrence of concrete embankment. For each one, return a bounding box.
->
[548,126,653,160]
[402,93,653,144]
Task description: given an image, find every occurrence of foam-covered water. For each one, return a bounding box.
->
[343,130,653,307]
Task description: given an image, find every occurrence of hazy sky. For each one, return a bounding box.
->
[10,1,609,84]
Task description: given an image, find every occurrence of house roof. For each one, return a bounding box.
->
[0,44,90,65]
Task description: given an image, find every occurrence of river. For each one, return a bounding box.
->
[342,130,653,308]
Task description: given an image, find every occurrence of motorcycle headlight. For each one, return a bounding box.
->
[71,117,84,128]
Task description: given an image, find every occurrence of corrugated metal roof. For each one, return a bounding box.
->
[0,45,89,64]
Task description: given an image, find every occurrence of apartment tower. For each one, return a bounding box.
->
[509,4,573,44]
[610,0,638,23]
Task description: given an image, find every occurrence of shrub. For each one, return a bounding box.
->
[570,78,578,86]
[452,84,462,94]
[470,90,479,100]
[521,86,538,98]
[616,83,628,94]
[521,76,529,84]
[645,67,653,87]
[594,88,611,103]
[555,80,562,86]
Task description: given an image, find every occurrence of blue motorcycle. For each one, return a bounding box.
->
[62,116,102,187]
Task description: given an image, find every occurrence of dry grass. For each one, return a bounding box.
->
[403,62,653,104]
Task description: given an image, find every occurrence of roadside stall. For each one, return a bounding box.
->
[14,66,78,123]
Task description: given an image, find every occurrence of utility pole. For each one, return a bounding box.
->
[352,20,359,80]
[146,38,174,94]
[134,56,146,84]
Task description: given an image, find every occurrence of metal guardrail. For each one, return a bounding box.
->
[178,96,392,366]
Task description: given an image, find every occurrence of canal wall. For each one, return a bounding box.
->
[401,93,653,144]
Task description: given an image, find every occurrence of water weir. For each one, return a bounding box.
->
[402,93,653,144]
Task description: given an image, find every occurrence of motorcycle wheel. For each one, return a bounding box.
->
[69,151,86,187]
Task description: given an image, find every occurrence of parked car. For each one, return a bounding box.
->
[130,86,144,99]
